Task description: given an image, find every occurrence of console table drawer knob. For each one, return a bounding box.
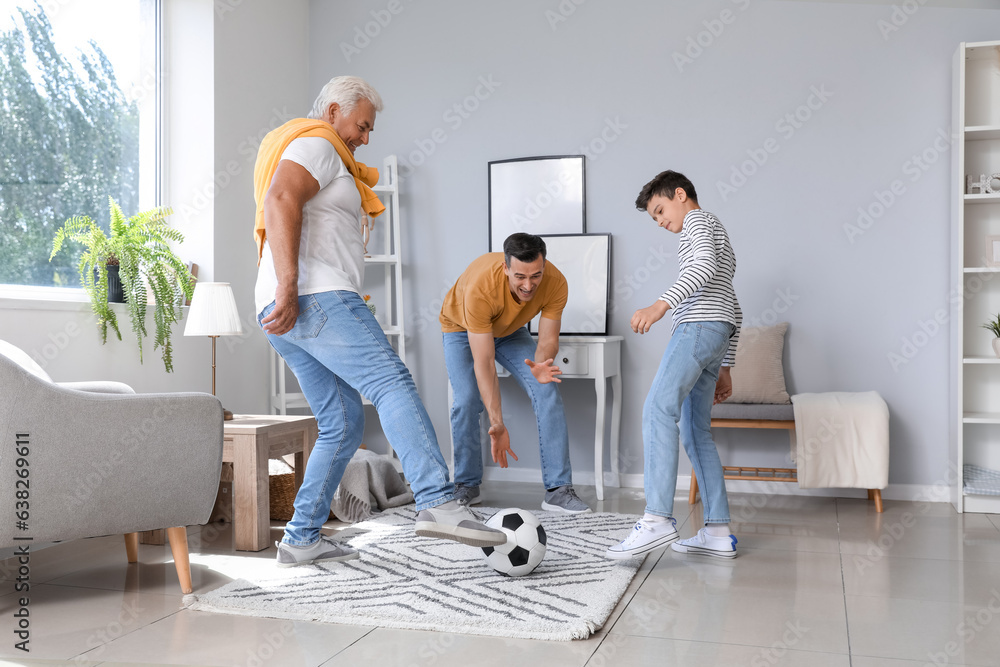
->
[557,345,588,375]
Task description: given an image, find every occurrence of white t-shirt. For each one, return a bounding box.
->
[255,137,364,315]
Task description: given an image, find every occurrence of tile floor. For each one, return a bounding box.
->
[0,483,998,666]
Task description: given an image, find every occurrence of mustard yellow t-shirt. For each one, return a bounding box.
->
[439,253,568,338]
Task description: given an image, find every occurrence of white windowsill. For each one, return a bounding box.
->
[0,286,188,313]
[0,285,91,312]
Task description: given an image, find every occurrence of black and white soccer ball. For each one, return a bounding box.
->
[481,507,547,577]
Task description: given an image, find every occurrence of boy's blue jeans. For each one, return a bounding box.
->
[259,291,454,546]
[643,320,735,524]
[442,327,572,491]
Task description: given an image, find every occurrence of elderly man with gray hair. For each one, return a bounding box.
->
[253,76,505,567]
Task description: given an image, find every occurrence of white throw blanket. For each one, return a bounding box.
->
[330,449,413,523]
[791,391,889,489]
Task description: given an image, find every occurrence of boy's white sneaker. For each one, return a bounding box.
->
[605,517,678,559]
[670,528,738,559]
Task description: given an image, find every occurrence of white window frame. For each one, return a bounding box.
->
[0,0,163,304]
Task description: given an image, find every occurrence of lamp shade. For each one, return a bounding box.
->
[183,282,244,337]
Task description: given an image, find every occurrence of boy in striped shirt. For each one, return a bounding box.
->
[606,170,742,560]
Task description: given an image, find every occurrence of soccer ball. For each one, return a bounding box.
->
[481,508,547,577]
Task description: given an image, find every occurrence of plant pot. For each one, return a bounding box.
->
[106,264,124,303]
[993,338,1000,359]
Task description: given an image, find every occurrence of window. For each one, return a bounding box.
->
[0,0,158,289]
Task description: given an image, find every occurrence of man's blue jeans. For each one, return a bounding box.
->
[259,291,453,546]
[643,321,735,524]
[442,327,572,491]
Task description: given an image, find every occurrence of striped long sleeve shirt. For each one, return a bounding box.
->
[659,209,742,366]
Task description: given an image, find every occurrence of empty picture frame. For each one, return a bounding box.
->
[488,155,585,252]
[529,234,611,336]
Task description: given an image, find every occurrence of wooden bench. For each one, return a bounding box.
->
[688,402,883,512]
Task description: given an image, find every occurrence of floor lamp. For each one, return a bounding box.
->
[183,282,244,420]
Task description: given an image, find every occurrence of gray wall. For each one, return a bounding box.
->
[308,0,1000,489]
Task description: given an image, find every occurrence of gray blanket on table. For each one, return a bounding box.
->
[330,448,413,523]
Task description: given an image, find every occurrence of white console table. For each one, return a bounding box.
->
[449,335,623,501]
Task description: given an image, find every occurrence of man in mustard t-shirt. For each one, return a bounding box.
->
[440,233,591,514]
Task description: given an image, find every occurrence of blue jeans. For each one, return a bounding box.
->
[442,328,572,490]
[259,291,453,546]
[643,321,735,524]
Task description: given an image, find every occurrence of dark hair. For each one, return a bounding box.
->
[503,233,547,265]
[635,170,698,211]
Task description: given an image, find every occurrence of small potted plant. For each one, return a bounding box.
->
[982,313,1000,358]
[49,197,195,372]
[363,294,376,317]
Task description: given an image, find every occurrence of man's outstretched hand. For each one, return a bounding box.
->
[525,358,563,384]
[489,424,518,468]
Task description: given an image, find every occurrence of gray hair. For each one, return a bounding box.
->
[308,76,384,119]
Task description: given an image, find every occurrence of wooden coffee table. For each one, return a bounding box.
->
[223,414,317,551]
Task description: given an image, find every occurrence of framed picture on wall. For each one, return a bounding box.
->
[986,235,1000,268]
[528,233,611,336]
[488,155,585,252]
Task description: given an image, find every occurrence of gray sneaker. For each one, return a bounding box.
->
[414,501,506,547]
[454,483,481,506]
[541,485,592,514]
[275,535,359,568]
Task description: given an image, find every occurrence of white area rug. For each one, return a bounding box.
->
[188,506,642,640]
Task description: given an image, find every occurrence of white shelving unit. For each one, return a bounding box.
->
[270,155,407,460]
[951,41,1000,514]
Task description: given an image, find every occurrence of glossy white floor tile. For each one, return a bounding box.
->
[0,485,995,666]
[587,634,851,667]
[847,594,1000,665]
[0,583,184,661]
[80,609,372,666]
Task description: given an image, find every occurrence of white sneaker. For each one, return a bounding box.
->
[670,528,738,559]
[605,517,678,559]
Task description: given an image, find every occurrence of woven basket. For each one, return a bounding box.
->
[269,473,297,521]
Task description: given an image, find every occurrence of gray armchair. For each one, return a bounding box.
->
[0,340,223,593]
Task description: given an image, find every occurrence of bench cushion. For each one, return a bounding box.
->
[711,402,795,421]
[727,323,791,404]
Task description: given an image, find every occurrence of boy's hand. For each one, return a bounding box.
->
[714,367,733,404]
[525,358,562,384]
[631,301,670,334]
[488,424,518,468]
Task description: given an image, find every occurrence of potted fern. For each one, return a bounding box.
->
[49,197,195,372]
[983,313,1000,358]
